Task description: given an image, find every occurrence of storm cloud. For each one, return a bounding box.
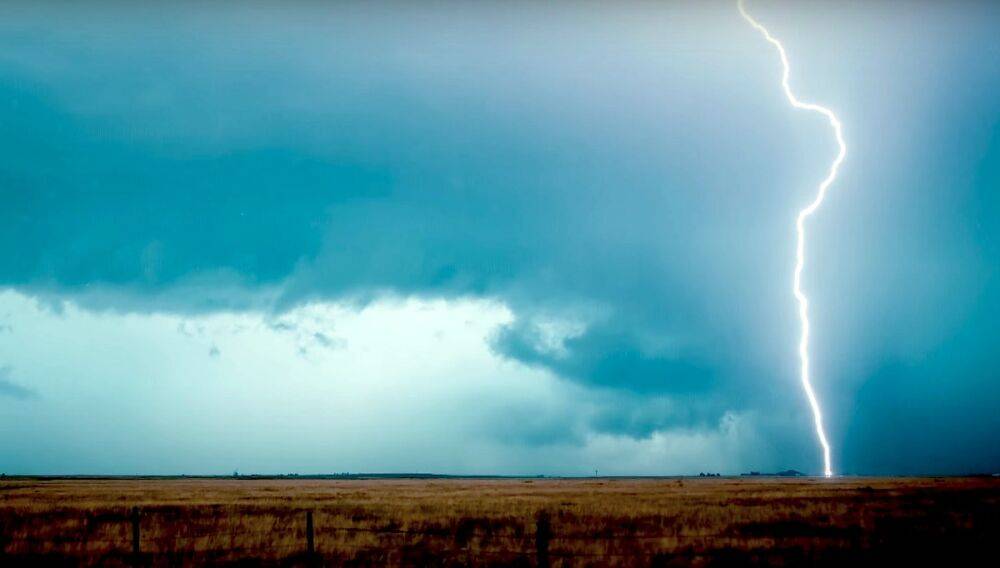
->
[0,0,997,474]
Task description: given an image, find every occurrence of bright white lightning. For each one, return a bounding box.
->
[738,0,845,478]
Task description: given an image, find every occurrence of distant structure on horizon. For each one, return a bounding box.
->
[741,470,805,477]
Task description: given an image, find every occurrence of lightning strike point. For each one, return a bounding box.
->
[738,0,845,478]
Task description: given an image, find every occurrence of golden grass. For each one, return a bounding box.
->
[1,476,996,566]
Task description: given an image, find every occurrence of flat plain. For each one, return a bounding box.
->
[1,476,996,566]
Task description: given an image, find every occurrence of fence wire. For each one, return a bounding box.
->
[1,507,863,562]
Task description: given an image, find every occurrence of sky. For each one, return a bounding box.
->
[0,0,998,476]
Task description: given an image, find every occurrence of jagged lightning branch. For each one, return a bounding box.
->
[738,0,845,477]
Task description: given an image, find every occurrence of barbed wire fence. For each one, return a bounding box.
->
[0,506,866,566]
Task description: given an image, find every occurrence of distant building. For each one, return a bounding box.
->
[776,470,805,477]
[740,470,805,477]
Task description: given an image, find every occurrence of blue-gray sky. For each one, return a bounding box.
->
[1,0,997,475]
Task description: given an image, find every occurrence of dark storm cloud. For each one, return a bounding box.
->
[0,1,787,406]
[492,318,718,395]
[0,0,998,472]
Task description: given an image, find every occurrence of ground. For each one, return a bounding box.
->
[1,476,996,566]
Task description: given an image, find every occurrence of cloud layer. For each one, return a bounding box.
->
[0,1,998,474]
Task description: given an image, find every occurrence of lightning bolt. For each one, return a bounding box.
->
[738,0,845,477]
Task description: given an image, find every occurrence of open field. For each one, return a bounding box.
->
[1,476,997,566]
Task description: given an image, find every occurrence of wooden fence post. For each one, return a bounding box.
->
[130,506,141,564]
[535,510,551,568]
[306,510,315,556]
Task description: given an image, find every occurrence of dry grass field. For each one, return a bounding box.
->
[1,476,996,566]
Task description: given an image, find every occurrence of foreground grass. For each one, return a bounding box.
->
[1,476,996,566]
